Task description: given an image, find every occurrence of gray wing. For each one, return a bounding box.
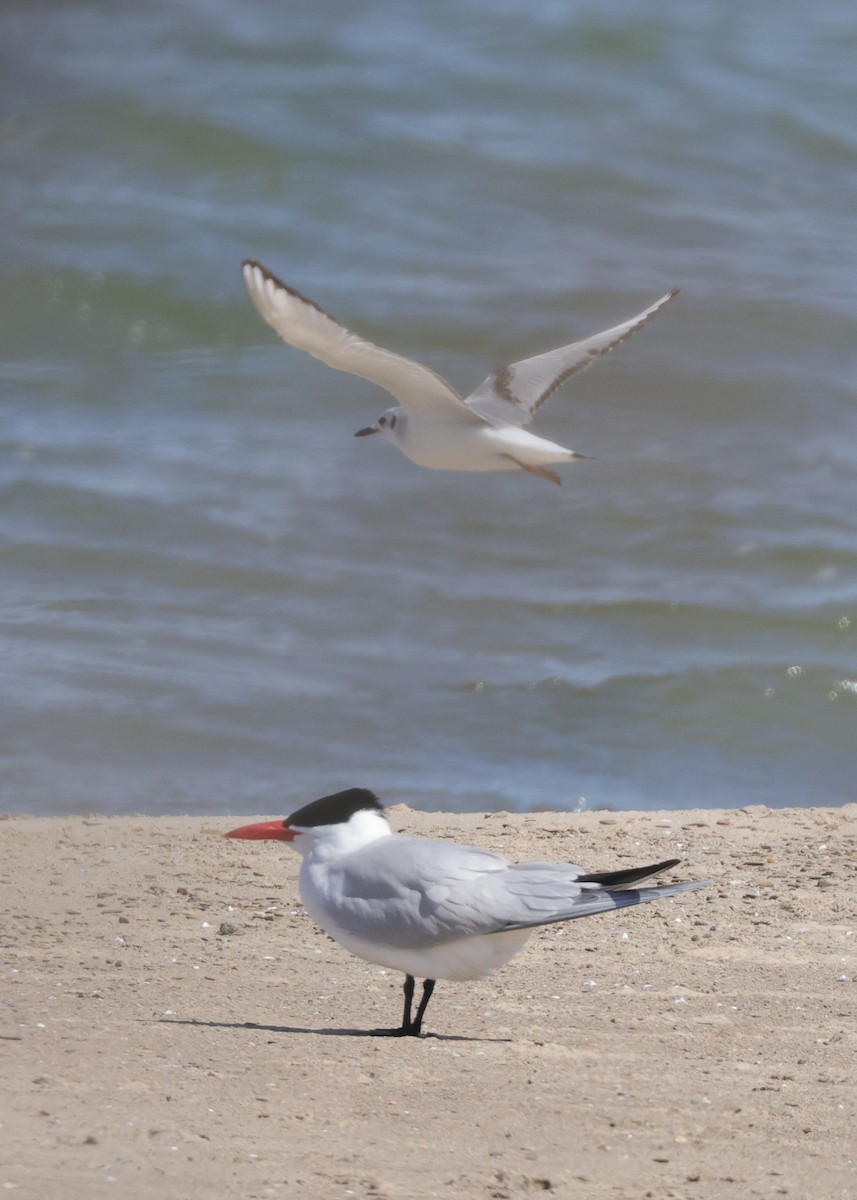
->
[242,260,479,424]
[465,289,680,429]
[435,857,705,933]
[326,838,519,950]
[494,874,707,931]
[327,839,703,949]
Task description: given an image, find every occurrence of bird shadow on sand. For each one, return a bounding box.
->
[153,1017,512,1044]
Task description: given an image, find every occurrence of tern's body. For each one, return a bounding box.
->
[297,816,539,981]
[227,788,706,1035]
[242,260,679,484]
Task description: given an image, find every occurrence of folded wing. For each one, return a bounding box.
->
[465,288,680,428]
[326,838,704,948]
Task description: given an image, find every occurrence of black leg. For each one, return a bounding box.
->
[401,974,415,1030]
[370,974,436,1037]
[410,978,436,1035]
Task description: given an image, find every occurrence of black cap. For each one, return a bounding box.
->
[286,788,385,828]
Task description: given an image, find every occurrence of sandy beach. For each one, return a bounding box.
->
[2,804,855,1199]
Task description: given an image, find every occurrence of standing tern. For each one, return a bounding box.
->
[242,259,679,484]
[226,788,706,1037]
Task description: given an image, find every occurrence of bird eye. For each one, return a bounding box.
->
[379,417,386,426]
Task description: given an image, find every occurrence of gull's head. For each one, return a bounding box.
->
[225,788,392,858]
[355,407,405,445]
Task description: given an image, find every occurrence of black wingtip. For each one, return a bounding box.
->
[241,260,339,322]
[242,258,279,285]
[577,858,681,887]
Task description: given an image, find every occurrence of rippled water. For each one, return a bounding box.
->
[2,0,856,816]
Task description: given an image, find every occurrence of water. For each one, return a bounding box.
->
[2,0,856,816]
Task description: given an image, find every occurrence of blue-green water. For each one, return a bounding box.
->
[2,0,856,815]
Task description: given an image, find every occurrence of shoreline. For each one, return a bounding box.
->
[3,804,855,1198]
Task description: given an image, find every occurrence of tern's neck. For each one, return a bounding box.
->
[302,809,393,861]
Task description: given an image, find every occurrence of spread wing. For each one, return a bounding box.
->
[242,260,478,424]
[465,288,680,429]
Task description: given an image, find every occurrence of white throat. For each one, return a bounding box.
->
[296,808,392,861]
